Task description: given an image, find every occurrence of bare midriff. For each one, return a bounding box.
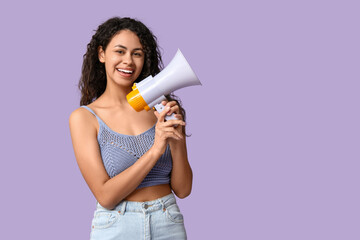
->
[124,184,172,202]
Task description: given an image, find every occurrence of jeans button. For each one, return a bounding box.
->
[144,204,148,209]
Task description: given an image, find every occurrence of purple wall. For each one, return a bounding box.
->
[1,0,359,239]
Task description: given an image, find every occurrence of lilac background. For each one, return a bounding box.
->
[1,0,359,239]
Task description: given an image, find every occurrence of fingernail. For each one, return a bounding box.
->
[165,106,170,111]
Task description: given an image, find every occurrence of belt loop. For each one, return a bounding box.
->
[118,201,126,215]
[159,199,166,212]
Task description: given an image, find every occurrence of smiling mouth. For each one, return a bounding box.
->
[117,69,134,74]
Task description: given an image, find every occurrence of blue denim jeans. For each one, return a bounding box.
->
[90,193,187,240]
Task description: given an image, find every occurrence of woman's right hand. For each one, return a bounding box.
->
[152,101,186,156]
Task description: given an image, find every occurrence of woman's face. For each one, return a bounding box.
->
[99,30,145,88]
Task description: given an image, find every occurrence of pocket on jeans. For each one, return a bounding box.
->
[92,210,119,229]
[165,204,184,223]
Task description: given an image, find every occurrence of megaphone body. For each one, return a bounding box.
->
[127,49,201,119]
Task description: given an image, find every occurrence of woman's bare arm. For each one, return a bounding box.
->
[155,101,193,198]
[169,137,193,198]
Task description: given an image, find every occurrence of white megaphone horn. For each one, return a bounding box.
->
[127,49,202,120]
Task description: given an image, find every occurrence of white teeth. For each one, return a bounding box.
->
[117,69,133,74]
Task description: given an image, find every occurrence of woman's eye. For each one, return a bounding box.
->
[117,50,124,54]
[133,52,143,57]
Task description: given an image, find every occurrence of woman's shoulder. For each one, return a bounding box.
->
[69,105,97,129]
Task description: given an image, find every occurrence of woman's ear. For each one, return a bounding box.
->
[98,46,105,63]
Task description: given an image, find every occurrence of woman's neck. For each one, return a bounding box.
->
[101,81,133,106]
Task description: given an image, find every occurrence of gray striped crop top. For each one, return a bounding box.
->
[81,106,172,189]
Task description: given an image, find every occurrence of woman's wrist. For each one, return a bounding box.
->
[169,136,185,149]
[149,144,164,160]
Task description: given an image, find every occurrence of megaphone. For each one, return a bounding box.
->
[127,49,201,120]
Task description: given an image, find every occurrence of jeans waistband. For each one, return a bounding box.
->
[96,193,176,214]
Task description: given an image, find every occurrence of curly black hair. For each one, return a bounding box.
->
[78,17,186,123]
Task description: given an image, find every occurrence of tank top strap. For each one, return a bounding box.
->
[80,105,105,127]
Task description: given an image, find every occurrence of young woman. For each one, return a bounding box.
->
[69,17,192,239]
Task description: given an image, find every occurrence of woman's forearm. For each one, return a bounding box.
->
[99,147,162,209]
[169,138,193,198]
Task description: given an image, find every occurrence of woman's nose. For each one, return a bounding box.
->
[122,53,133,64]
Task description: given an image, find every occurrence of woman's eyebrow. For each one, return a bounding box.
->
[114,45,143,51]
[114,44,127,49]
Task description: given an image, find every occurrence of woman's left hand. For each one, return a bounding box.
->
[155,100,184,136]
